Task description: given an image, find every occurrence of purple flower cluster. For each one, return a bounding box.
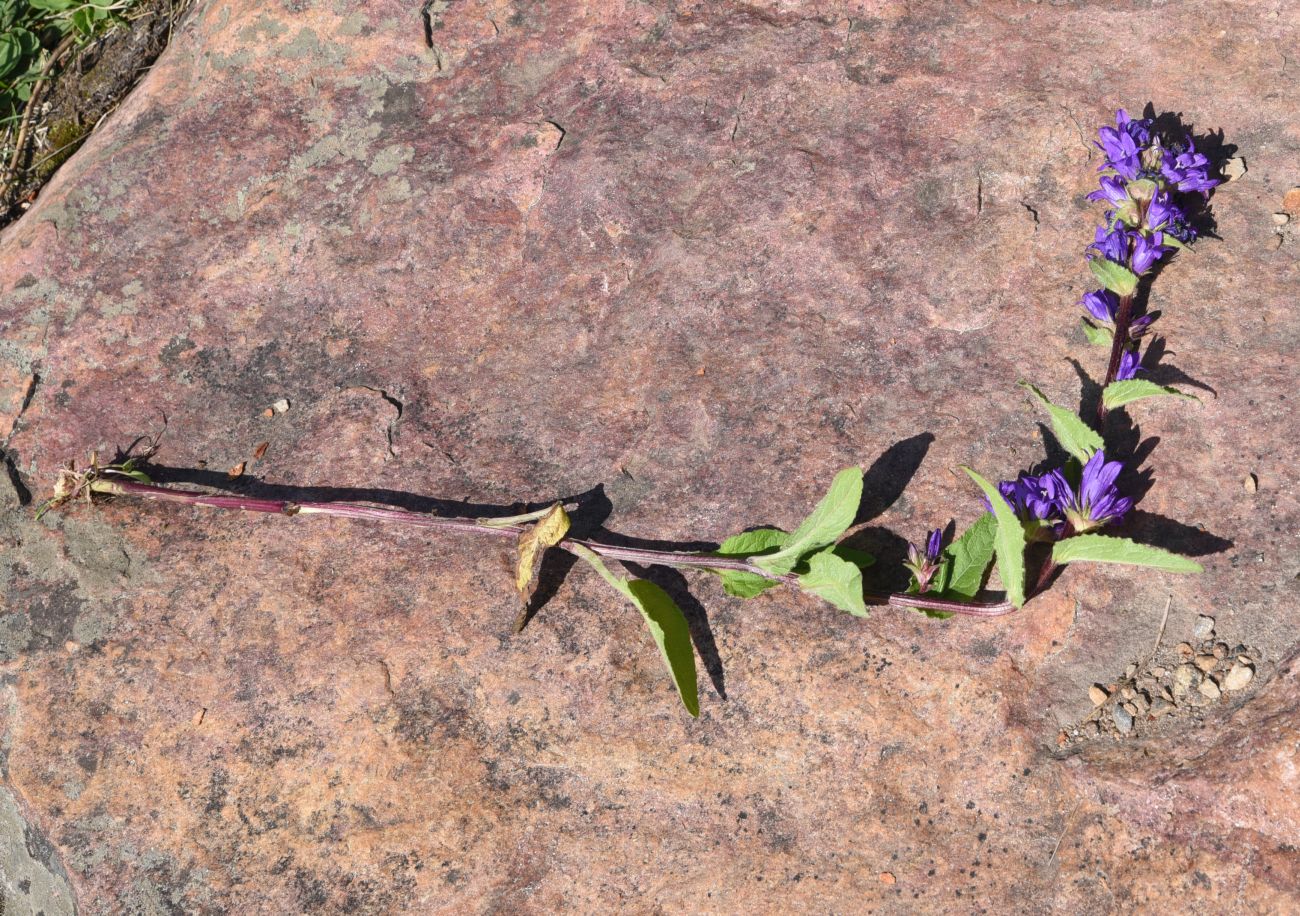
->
[991,450,1133,536]
[1081,110,1219,323]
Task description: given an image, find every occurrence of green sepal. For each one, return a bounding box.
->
[1102,379,1199,410]
[1052,534,1202,574]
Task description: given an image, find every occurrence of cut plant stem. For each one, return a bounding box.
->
[1098,294,1135,422]
[84,477,1016,617]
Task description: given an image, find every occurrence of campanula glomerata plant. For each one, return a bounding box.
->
[38,109,1224,716]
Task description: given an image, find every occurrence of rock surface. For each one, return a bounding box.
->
[1,0,1298,911]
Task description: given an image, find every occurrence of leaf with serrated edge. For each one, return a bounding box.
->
[1102,379,1200,410]
[1088,258,1138,296]
[715,528,786,557]
[708,528,787,598]
[570,544,700,716]
[961,468,1026,607]
[1020,381,1102,463]
[753,467,864,576]
[939,512,996,601]
[1052,534,1202,573]
[1080,319,1113,346]
[797,550,868,617]
[514,504,570,596]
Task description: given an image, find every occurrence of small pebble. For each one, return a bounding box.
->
[1198,679,1222,700]
[1193,615,1215,639]
[1125,663,1138,679]
[1176,642,1194,659]
[1213,643,1227,660]
[1121,686,1135,700]
[1089,684,1109,706]
[1222,157,1247,182]
[1274,212,1291,226]
[1151,666,1167,678]
[1173,665,1199,695]
[1159,686,1174,702]
[1112,704,1134,734]
[1129,696,1146,714]
[1150,697,1174,717]
[879,872,896,885]
[1195,654,1217,673]
[1222,662,1254,691]
[1284,186,1300,213]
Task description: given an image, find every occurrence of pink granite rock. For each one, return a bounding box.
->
[1,0,1298,911]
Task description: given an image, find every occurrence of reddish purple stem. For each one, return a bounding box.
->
[89,478,1015,617]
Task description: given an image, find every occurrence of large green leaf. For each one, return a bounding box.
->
[796,549,868,617]
[938,512,997,601]
[1020,381,1102,463]
[753,467,863,576]
[961,468,1026,607]
[571,545,700,716]
[1052,534,1202,573]
[1101,379,1199,410]
[1088,258,1138,296]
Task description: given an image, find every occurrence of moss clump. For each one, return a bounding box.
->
[33,119,86,180]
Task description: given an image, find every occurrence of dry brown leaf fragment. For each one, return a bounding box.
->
[514,503,571,598]
[253,442,269,461]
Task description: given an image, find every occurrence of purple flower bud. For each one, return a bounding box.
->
[1143,190,1181,234]
[905,527,946,593]
[1116,347,1143,381]
[1128,313,1158,337]
[1095,110,1152,181]
[1089,225,1129,264]
[1082,289,1119,323]
[1087,176,1131,207]
[1160,136,1219,196]
[1130,233,1169,273]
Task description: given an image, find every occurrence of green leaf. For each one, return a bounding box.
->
[753,467,863,576]
[796,549,868,617]
[708,528,786,598]
[1088,258,1138,296]
[1163,234,1187,251]
[0,34,23,80]
[1080,318,1113,346]
[1052,534,1202,574]
[961,467,1026,607]
[1102,379,1200,410]
[571,545,700,716]
[28,0,78,10]
[938,512,996,601]
[71,7,95,36]
[716,528,786,557]
[1019,381,1102,464]
[829,545,874,569]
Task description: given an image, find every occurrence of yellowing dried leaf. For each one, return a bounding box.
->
[514,503,570,598]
